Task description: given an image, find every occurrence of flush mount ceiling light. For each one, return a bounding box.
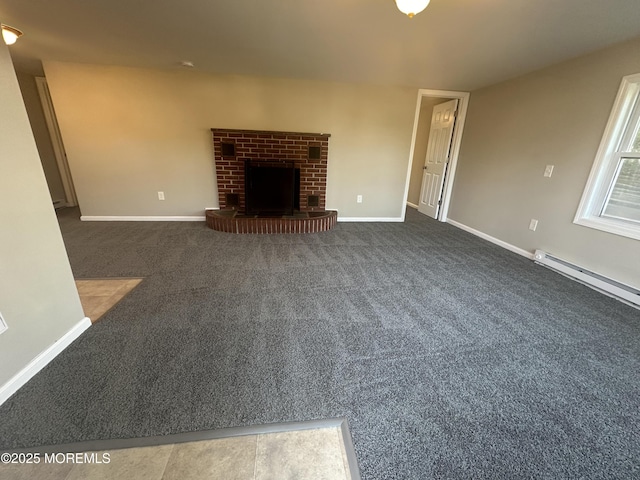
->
[395,0,431,18]
[1,24,23,45]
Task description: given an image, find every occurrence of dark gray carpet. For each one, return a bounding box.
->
[1,207,639,479]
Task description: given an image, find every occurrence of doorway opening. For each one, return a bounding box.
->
[402,89,469,222]
[34,77,78,209]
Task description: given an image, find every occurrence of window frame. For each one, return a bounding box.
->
[574,73,640,241]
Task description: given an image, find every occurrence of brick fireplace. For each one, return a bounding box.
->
[208,128,336,233]
[211,128,330,213]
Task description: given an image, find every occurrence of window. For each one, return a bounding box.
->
[575,73,640,240]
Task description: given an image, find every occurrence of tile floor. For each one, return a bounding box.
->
[75,278,143,323]
[0,426,355,480]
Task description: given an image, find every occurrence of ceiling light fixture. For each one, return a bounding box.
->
[395,0,431,18]
[1,24,23,45]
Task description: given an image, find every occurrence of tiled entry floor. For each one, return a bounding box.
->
[1,421,359,480]
[75,278,143,323]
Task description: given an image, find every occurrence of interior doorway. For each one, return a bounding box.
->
[402,89,469,222]
[34,77,78,208]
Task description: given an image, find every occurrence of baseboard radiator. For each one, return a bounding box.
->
[534,250,640,308]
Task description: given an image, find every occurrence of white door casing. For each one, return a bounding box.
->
[35,77,78,207]
[418,99,458,218]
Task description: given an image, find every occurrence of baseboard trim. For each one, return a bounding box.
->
[406,202,419,210]
[81,216,206,222]
[446,219,534,259]
[0,317,91,407]
[84,214,400,223]
[338,217,403,222]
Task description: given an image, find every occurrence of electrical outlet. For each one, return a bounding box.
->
[529,219,538,231]
[544,165,554,177]
[357,195,363,203]
[158,191,165,200]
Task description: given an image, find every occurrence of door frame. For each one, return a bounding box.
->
[35,77,78,207]
[401,88,470,222]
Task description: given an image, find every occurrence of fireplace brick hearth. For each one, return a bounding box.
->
[209,128,335,234]
[205,210,337,234]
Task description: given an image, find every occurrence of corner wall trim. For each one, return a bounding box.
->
[446,219,534,259]
[81,216,206,222]
[338,217,403,222]
[0,317,91,407]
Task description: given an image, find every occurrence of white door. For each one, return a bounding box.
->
[418,99,458,219]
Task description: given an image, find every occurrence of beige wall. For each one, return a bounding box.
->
[0,42,85,389]
[407,97,447,206]
[449,35,640,290]
[16,71,67,205]
[43,62,417,219]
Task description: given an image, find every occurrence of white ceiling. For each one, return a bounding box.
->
[3,0,640,91]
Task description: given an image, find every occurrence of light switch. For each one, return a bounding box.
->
[544,165,554,177]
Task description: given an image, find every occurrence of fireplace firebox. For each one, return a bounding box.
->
[245,160,297,216]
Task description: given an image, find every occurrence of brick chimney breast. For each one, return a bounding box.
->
[212,129,330,213]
